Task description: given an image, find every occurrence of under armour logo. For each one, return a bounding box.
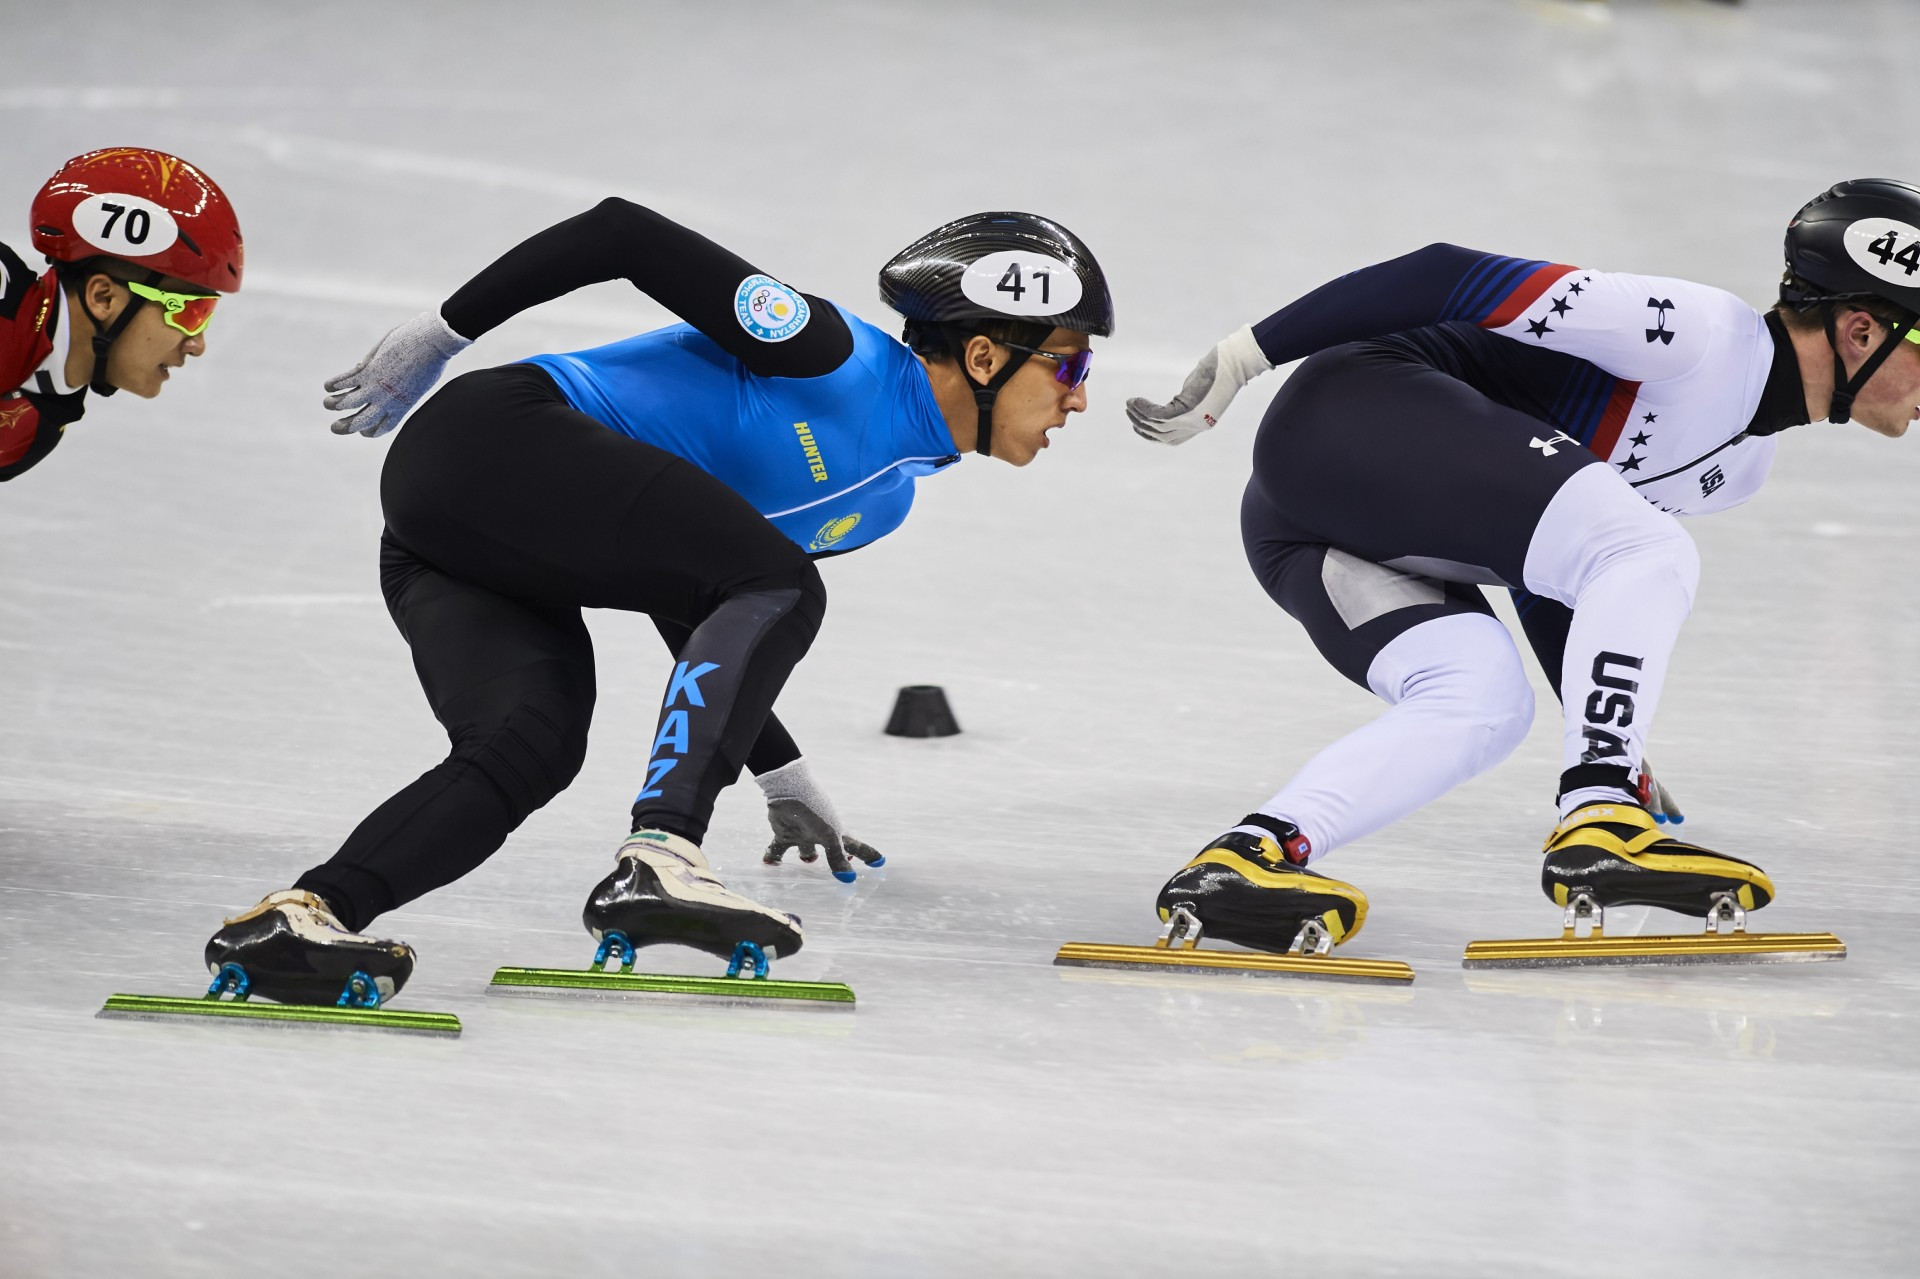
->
[1645,298,1675,345]
[1529,431,1578,457]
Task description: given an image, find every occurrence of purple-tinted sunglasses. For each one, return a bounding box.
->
[999,340,1093,389]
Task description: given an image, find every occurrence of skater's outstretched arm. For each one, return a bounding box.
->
[325,199,853,436]
[1132,243,1528,444]
[440,198,853,377]
[1248,243,1568,365]
[1131,244,1726,444]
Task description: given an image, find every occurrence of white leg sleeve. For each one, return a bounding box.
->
[1520,464,1700,807]
[1252,612,1534,862]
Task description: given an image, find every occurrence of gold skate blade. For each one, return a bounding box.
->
[1461,931,1846,969]
[487,966,855,1008]
[1053,941,1414,984]
[97,993,462,1036]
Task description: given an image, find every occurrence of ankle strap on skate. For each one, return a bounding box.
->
[1234,813,1312,865]
[1555,763,1642,804]
[1546,802,1663,855]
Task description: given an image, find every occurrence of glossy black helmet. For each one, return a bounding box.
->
[1781,178,1920,316]
[880,211,1115,338]
[879,212,1112,459]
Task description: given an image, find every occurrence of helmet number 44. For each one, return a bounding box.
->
[1846,217,1920,285]
[1866,231,1920,275]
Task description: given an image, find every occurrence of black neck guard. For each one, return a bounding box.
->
[1743,311,1811,438]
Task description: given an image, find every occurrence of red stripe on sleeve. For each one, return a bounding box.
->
[1587,380,1641,461]
[1479,263,1577,330]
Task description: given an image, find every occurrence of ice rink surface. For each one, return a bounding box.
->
[3,1,1917,1274]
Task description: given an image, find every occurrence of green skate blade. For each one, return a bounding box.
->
[1053,941,1415,985]
[1461,931,1847,969]
[97,993,462,1036]
[487,966,855,1008]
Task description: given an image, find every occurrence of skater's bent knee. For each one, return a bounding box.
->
[1526,469,1700,606]
[1370,613,1534,766]
[1469,670,1536,768]
[457,688,592,821]
[731,559,827,637]
[1430,653,1533,767]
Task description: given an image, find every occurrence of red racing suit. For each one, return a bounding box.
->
[1,239,86,481]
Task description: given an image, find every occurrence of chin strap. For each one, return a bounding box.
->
[1822,303,1916,424]
[83,270,162,397]
[954,334,1032,459]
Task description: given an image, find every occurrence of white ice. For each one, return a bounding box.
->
[2,2,1917,1276]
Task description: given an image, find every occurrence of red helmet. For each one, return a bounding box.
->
[30,148,243,293]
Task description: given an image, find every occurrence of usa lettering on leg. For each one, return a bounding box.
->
[635,661,721,802]
[1581,651,1642,762]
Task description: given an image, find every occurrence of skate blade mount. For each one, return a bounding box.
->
[1054,907,1415,985]
[1462,891,1847,969]
[488,935,855,1009]
[97,964,462,1037]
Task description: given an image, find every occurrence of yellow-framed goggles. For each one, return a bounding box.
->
[125,279,219,337]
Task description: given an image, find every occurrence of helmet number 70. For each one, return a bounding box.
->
[97,202,152,246]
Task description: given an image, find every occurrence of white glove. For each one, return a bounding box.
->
[1126,324,1273,446]
[754,757,885,884]
[324,309,471,438]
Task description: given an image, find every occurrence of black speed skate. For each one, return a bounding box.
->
[583,830,804,961]
[1155,825,1368,953]
[1542,802,1775,917]
[203,890,415,1006]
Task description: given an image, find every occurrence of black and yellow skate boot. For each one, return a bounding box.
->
[1541,802,1775,918]
[203,890,415,1006]
[1155,818,1367,953]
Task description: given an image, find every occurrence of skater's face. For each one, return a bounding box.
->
[72,272,213,399]
[1832,307,1920,438]
[967,328,1092,466]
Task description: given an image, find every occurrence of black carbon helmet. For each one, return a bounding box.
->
[1781,178,1920,314]
[880,211,1115,337]
[879,212,1113,458]
[1779,179,1920,424]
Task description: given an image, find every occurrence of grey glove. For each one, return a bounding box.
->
[755,757,885,884]
[1125,324,1273,446]
[324,308,471,437]
[1640,760,1686,826]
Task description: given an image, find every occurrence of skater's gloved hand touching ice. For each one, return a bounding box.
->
[1126,324,1272,446]
[324,309,472,437]
[1637,760,1686,826]
[755,757,885,884]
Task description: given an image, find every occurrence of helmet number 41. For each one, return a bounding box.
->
[961,249,1083,318]
[998,262,1050,304]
